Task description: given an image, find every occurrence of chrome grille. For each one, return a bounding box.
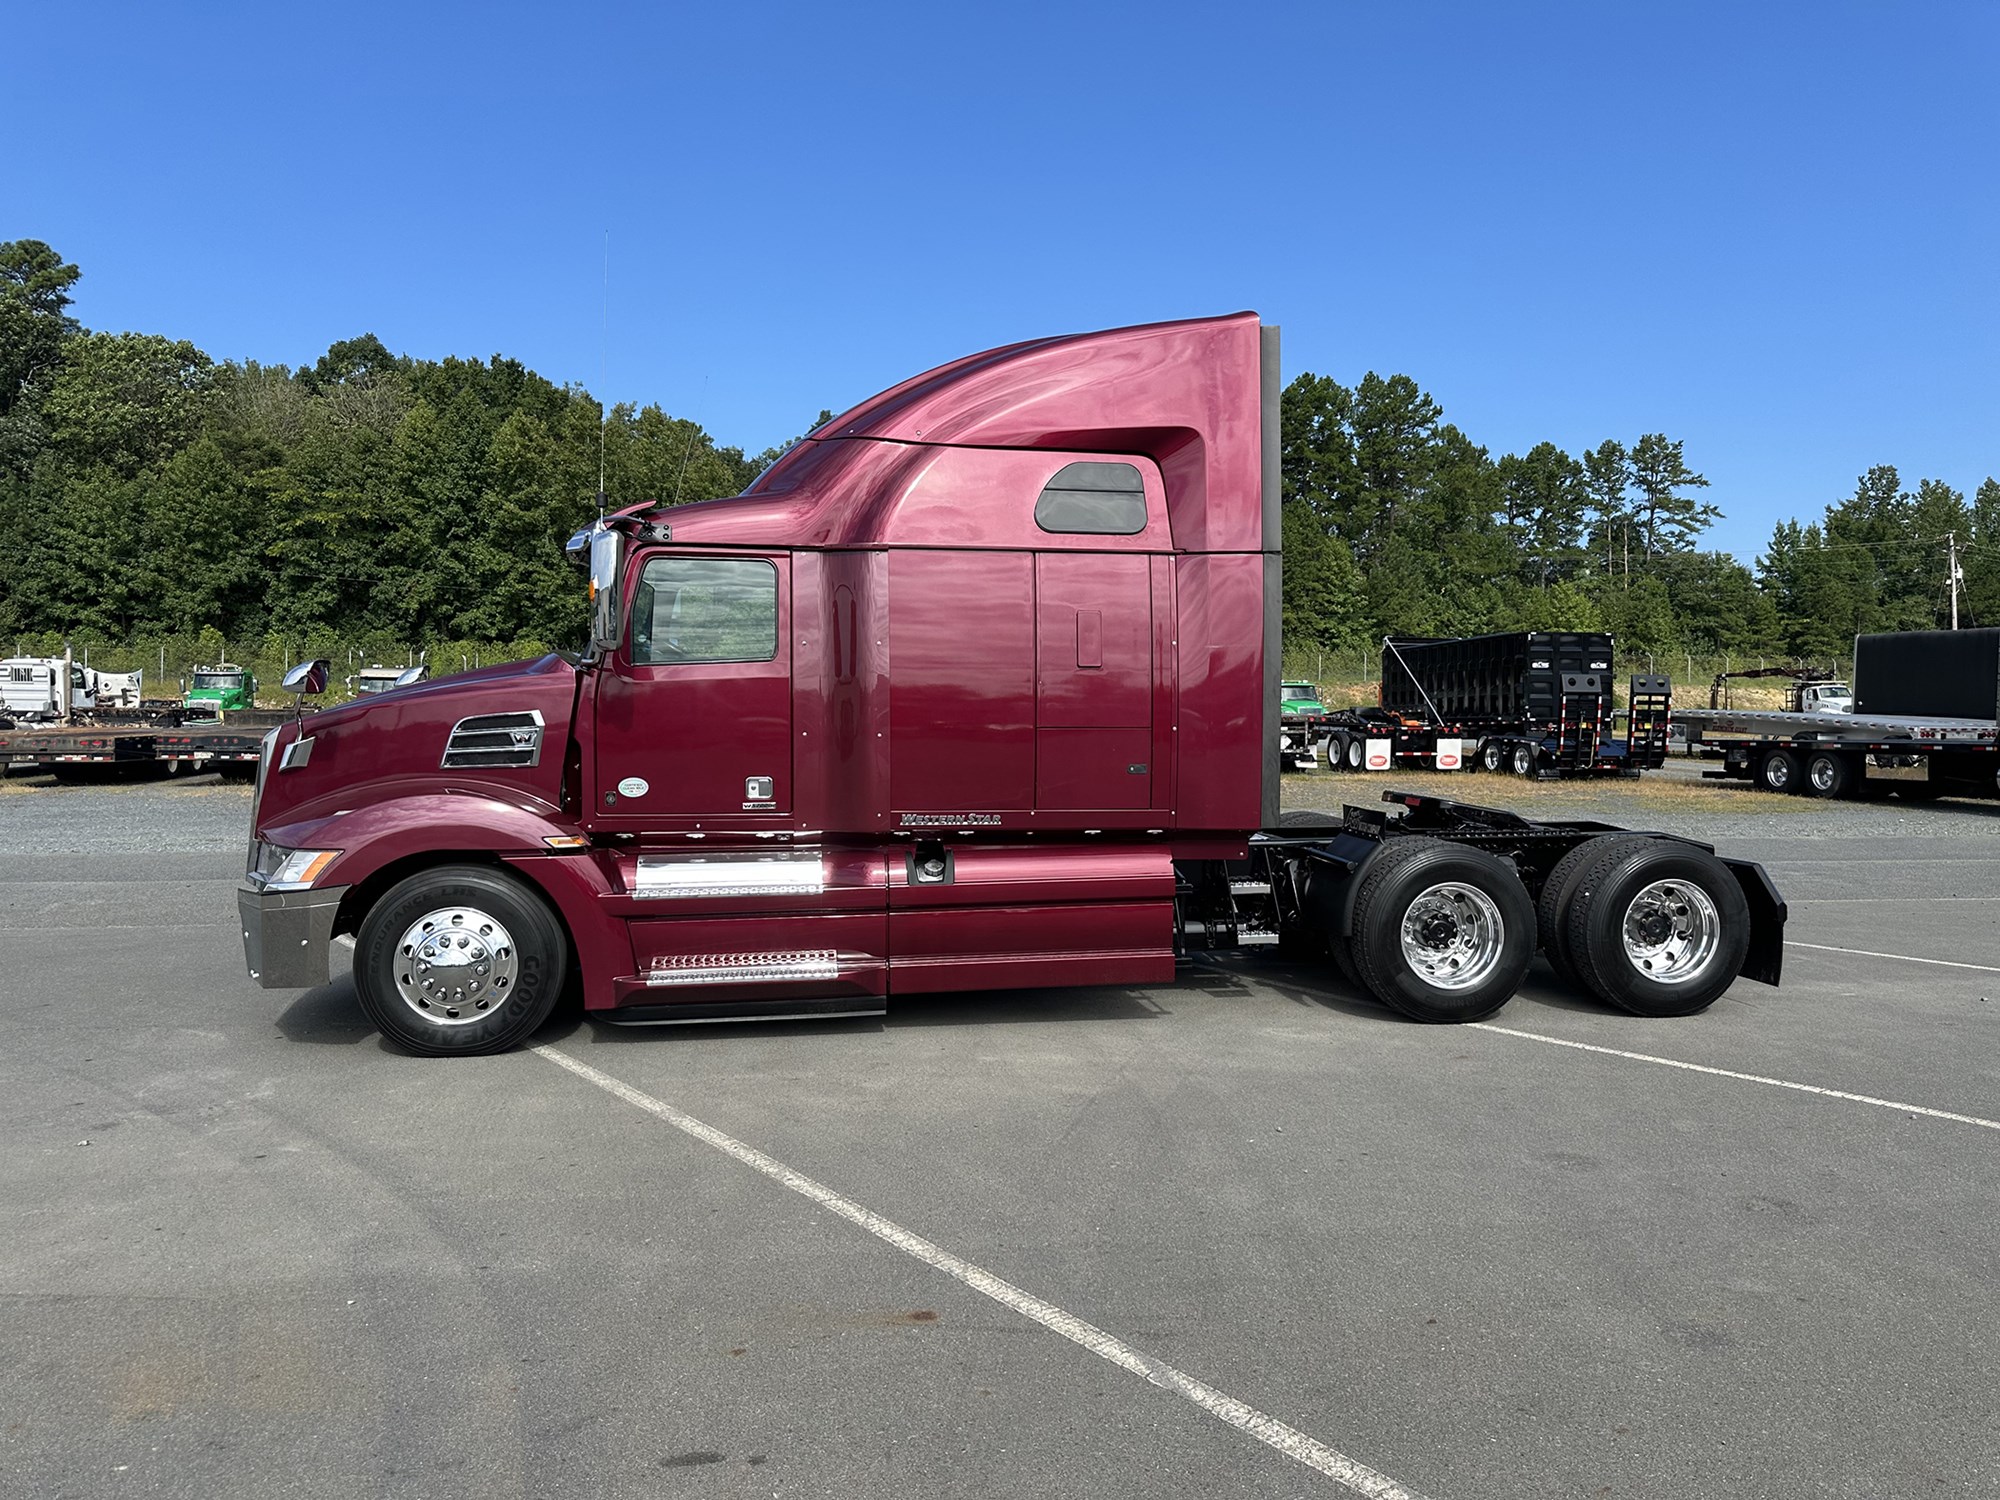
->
[441,710,544,769]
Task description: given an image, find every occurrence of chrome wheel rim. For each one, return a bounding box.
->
[1766,757,1790,790]
[1809,757,1835,791]
[392,906,517,1025]
[1399,882,1505,991]
[1620,880,1720,984]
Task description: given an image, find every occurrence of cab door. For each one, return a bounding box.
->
[591,551,791,826]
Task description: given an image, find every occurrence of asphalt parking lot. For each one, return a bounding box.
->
[2,768,1996,1499]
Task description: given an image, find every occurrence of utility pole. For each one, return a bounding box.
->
[1948,531,1961,629]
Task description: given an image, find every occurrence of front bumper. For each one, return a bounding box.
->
[237,880,350,989]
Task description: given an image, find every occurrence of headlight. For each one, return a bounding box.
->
[252,845,342,890]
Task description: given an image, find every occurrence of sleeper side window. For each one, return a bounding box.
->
[1033,461,1147,536]
[630,556,778,664]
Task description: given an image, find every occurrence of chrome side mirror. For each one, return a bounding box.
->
[282,659,330,696]
[588,524,626,656]
[394,664,429,687]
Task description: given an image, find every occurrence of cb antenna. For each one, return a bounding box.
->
[671,374,710,508]
[597,230,609,520]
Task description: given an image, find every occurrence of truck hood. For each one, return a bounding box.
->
[254,654,580,835]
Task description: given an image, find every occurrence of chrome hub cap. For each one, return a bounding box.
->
[393,907,516,1025]
[1620,880,1719,984]
[1399,882,1505,991]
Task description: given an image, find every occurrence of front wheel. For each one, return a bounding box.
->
[1348,838,1535,1022]
[354,864,569,1056]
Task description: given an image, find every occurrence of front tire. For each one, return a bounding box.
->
[354,864,569,1056]
[1562,843,1750,1017]
[1349,838,1535,1022]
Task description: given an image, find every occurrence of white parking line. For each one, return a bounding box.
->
[1470,1025,2000,1132]
[1787,940,2000,974]
[531,1044,1430,1500]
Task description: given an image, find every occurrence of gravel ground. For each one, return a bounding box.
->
[0,769,255,854]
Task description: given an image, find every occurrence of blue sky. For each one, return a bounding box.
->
[6,1,1993,561]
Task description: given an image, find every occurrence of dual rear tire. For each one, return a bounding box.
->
[1317,834,1749,1023]
[1538,836,1748,1016]
[1338,837,1536,1023]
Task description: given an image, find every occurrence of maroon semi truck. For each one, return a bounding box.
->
[238,313,1785,1055]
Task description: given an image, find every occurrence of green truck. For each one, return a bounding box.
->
[183,662,258,718]
[1277,679,1335,770]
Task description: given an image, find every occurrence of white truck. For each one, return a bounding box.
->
[0,658,143,722]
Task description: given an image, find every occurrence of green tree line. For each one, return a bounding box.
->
[0,240,780,654]
[1281,371,1998,662]
[4,239,1994,668]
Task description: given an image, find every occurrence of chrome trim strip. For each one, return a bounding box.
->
[633,852,825,900]
[645,950,841,986]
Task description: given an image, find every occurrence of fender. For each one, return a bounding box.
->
[262,789,585,891]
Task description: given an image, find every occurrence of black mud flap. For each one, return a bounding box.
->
[1722,857,1787,986]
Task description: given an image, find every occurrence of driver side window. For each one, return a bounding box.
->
[631,556,778,665]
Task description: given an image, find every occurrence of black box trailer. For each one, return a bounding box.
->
[1854,627,2000,720]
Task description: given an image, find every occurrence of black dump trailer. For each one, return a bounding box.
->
[1355,631,1670,777]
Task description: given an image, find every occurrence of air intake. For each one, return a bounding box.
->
[441,710,544,769]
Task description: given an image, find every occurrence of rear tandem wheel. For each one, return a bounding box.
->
[1346,837,1536,1023]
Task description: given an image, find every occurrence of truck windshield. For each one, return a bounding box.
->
[192,673,242,689]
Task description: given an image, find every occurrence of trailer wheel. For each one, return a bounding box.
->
[1348,837,1535,1023]
[1803,749,1855,799]
[1510,744,1536,776]
[1563,844,1750,1017]
[1535,835,1650,990]
[1343,735,1366,772]
[1756,747,1799,793]
[1320,731,1345,770]
[354,864,569,1057]
[1475,739,1502,773]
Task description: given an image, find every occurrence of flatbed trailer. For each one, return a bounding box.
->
[0,724,169,772]
[1678,628,2000,800]
[0,717,286,778]
[1677,709,2000,799]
